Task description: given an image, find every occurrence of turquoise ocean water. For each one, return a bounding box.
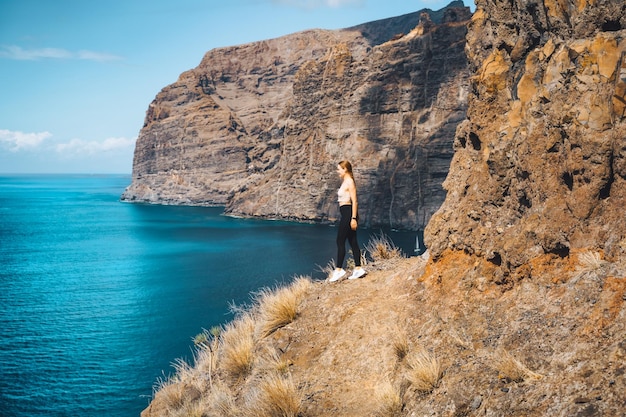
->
[0,174,419,416]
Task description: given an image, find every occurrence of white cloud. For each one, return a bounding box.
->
[272,0,363,9]
[75,50,124,62]
[55,137,136,155]
[325,0,362,6]
[0,129,52,151]
[0,45,122,61]
[0,130,135,156]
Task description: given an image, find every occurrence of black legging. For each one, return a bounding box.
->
[336,204,361,268]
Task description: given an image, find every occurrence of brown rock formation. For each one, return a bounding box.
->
[425,0,626,282]
[122,2,472,231]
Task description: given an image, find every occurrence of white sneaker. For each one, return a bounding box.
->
[348,267,366,280]
[329,268,346,282]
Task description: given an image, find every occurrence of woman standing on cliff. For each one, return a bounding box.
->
[329,160,366,282]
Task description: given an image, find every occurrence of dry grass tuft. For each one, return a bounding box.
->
[171,357,196,383]
[220,313,256,380]
[244,373,302,417]
[207,381,240,417]
[392,332,410,361]
[153,356,204,412]
[374,380,404,417]
[154,380,187,412]
[570,251,610,284]
[318,259,337,280]
[170,398,208,417]
[153,376,205,416]
[365,232,404,262]
[346,251,368,270]
[405,348,442,393]
[495,349,543,382]
[257,346,292,375]
[256,286,298,336]
[289,275,314,300]
[256,276,312,337]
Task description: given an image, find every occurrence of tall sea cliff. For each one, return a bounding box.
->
[122,1,472,231]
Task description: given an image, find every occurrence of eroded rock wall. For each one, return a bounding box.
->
[425,0,626,280]
[122,2,472,230]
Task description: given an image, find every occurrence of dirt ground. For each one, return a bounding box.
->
[266,252,626,416]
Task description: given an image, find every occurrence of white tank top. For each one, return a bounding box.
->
[337,182,351,205]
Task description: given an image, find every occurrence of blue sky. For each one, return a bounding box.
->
[0,0,470,174]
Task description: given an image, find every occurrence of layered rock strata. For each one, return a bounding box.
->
[425,0,626,281]
[122,2,472,230]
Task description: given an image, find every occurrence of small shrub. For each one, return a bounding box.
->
[153,357,205,416]
[256,276,312,337]
[244,373,302,417]
[345,252,368,270]
[288,275,314,300]
[220,313,256,380]
[193,338,219,390]
[405,348,442,393]
[374,380,404,417]
[193,331,209,346]
[192,325,222,349]
[209,325,222,338]
[570,251,610,284]
[393,333,410,361]
[495,349,543,382]
[155,380,186,412]
[258,346,292,375]
[365,232,404,262]
[346,257,356,270]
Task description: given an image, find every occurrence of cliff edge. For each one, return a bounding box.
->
[141,252,625,417]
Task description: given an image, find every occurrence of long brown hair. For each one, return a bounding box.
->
[338,160,355,184]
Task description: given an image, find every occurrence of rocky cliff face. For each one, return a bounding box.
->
[122,2,472,230]
[425,0,626,281]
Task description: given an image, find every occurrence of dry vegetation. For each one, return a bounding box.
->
[392,331,410,361]
[318,231,407,281]
[255,277,313,337]
[570,251,611,284]
[142,244,625,417]
[364,232,405,263]
[374,380,404,417]
[243,373,302,417]
[493,349,543,383]
[219,313,256,381]
[404,347,442,393]
[143,276,314,417]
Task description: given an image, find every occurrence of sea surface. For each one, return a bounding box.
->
[0,174,420,417]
